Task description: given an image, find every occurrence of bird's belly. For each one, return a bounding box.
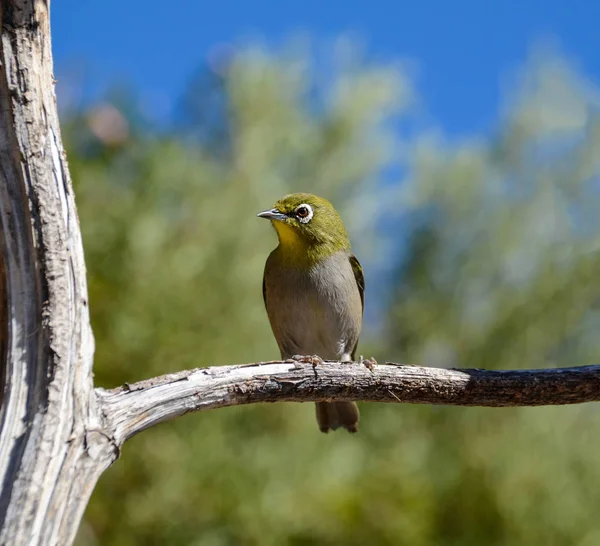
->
[270,297,350,360]
[264,258,361,361]
[277,303,346,360]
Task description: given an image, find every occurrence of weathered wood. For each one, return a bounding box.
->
[0,2,116,544]
[0,253,6,405]
[98,360,600,444]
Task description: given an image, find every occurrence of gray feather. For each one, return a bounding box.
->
[263,250,363,433]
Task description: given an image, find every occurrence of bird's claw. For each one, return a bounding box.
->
[292,354,324,378]
[292,354,324,367]
[360,355,378,372]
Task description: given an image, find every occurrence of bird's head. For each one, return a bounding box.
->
[257,193,351,259]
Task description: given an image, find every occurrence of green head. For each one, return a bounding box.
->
[257,193,351,261]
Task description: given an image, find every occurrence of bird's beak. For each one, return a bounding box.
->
[257,208,287,221]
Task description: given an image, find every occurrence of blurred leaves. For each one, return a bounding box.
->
[69,42,600,545]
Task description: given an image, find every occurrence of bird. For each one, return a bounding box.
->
[257,193,364,433]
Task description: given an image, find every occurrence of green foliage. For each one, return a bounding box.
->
[386,52,600,545]
[71,43,600,545]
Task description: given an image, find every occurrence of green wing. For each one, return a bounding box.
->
[349,254,364,314]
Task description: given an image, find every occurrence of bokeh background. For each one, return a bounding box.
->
[52,1,600,545]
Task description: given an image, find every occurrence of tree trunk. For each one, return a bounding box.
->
[0,2,117,544]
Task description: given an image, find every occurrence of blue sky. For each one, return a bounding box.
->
[52,0,599,136]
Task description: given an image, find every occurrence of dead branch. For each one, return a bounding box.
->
[98,360,600,445]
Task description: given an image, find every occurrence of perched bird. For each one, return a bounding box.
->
[258,193,364,433]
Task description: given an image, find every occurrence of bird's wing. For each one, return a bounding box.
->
[262,274,267,306]
[349,254,364,314]
[349,254,364,361]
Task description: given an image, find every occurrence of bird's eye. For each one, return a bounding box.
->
[294,204,313,223]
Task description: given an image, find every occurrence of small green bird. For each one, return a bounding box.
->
[258,193,364,433]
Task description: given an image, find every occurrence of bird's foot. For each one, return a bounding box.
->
[292,354,324,378]
[292,354,324,365]
[360,355,378,372]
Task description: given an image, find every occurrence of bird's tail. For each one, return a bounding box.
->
[315,401,359,433]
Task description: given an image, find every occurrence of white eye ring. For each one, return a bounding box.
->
[294,203,313,223]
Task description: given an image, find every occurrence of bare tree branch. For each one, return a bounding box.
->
[98,360,600,445]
